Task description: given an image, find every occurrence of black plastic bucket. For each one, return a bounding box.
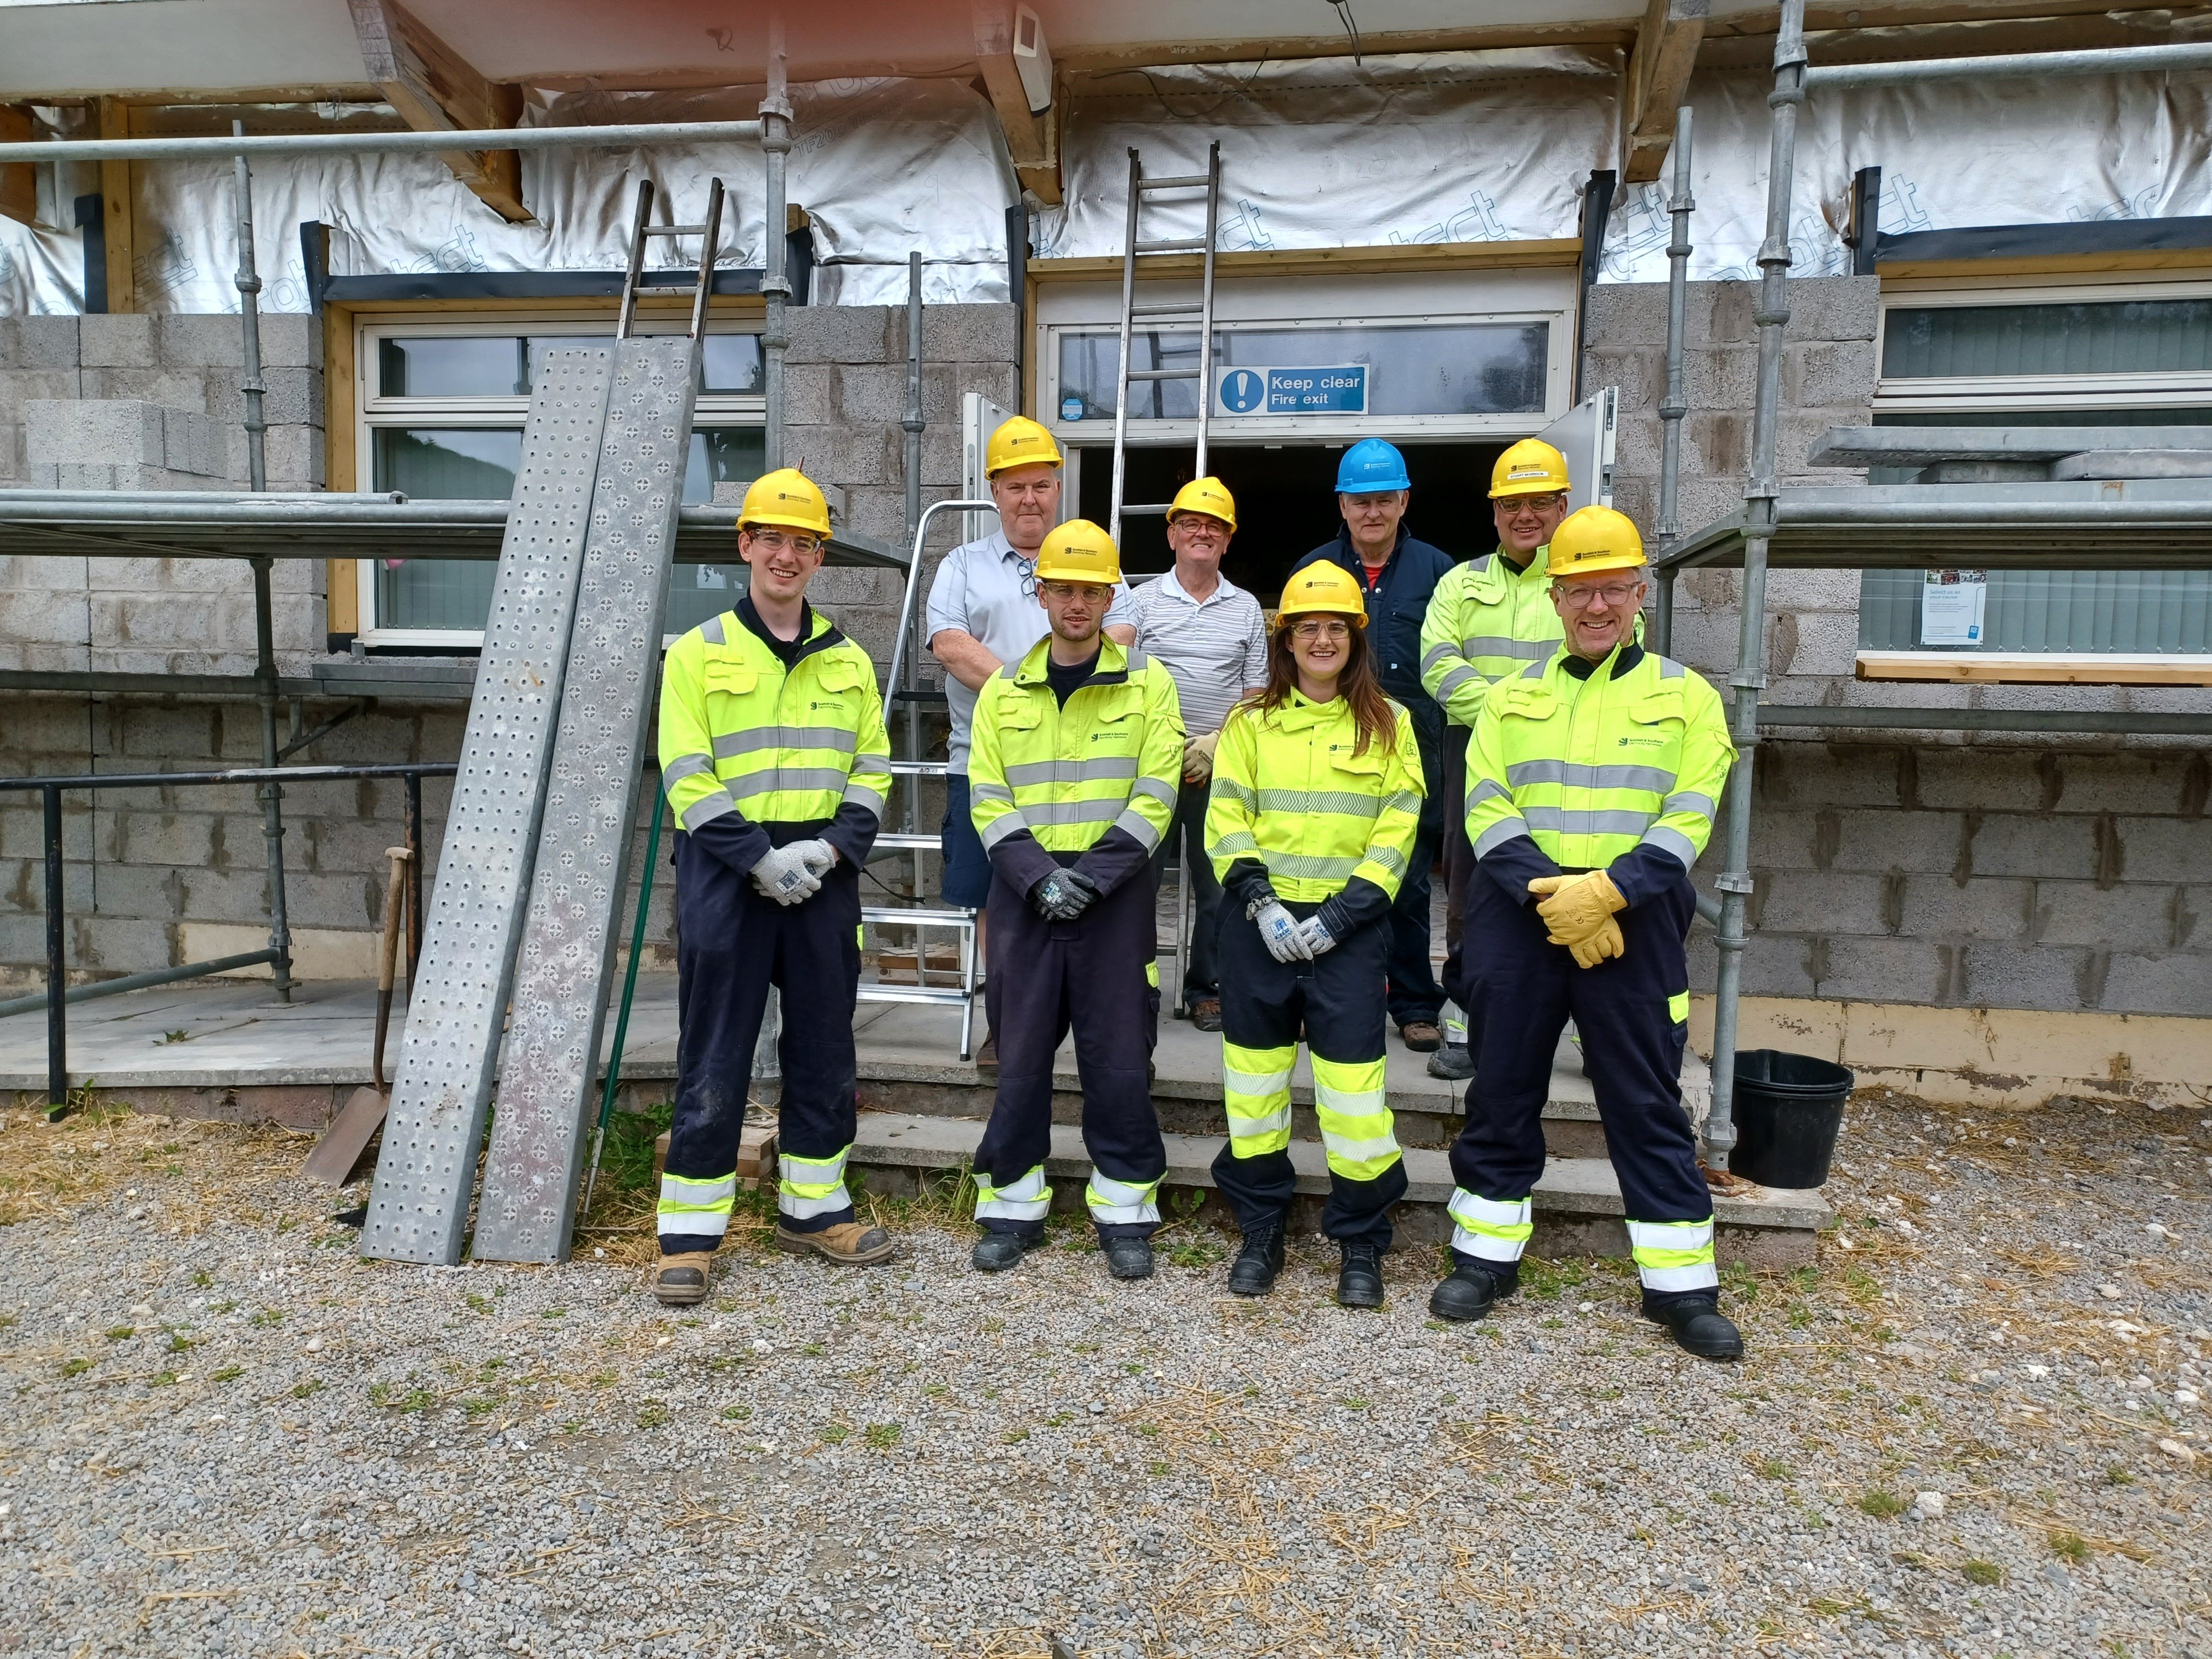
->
[1727,1050,1853,1188]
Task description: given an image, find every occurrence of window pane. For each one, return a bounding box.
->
[1057,322,1548,421]
[372,428,519,632]
[1882,300,2212,379]
[701,334,764,394]
[1858,407,2212,653]
[378,337,527,398]
[666,426,769,637]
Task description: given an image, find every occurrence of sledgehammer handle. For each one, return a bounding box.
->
[372,846,412,1090]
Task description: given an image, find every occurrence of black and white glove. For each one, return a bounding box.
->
[1030,868,1100,921]
[749,843,822,905]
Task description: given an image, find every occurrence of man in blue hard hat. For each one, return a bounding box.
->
[1287,437,1453,1053]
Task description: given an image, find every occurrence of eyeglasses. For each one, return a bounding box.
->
[1168,517,1227,541]
[1501,492,1569,514]
[745,529,822,557]
[1290,619,1352,641]
[1556,581,1645,611]
[1040,581,1106,601]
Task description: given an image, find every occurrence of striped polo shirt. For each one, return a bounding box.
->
[1123,567,1270,737]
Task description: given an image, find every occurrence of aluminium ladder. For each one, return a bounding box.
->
[1107,143,1223,548]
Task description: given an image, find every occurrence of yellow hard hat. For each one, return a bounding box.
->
[1031,518,1121,586]
[1489,439,1571,499]
[984,415,1063,477]
[1275,561,1368,627]
[1546,505,1648,579]
[1166,476,1237,531]
[737,468,832,539]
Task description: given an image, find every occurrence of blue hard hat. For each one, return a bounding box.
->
[1335,438,1410,494]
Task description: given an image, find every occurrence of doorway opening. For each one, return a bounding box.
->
[1075,440,1511,602]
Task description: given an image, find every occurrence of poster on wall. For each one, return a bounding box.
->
[1921,569,1987,646]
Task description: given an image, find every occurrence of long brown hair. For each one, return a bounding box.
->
[1244,613,1398,757]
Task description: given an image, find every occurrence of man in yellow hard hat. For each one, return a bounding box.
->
[927,415,1134,1066]
[650,469,896,1303]
[1417,439,1574,1081]
[964,519,1184,1281]
[1432,505,1744,1361]
[1119,477,1269,1032]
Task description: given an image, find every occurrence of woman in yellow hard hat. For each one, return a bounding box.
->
[1203,562,1425,1308]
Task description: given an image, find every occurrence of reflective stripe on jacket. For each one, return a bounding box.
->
[1204,690,1426,902]
[1417,545,1564,729]
[1464,645,1733,873]
[968,636,1183,857]
[658,609,891,833]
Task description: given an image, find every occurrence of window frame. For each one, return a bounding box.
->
[353,312,766,649]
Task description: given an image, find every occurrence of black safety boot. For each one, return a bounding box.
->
[1227,1224,1286,1297]
[1428,1256,1518,1322]
[1102,1237,1155,1281]
[969,1232,1031,1272]
[1335,1240,1385,1309]
[1644,1292,1744,1360]
[1425,1042,1474,1081]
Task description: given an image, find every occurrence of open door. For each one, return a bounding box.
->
[1535,387,1616,513]
[962,391,1018,545]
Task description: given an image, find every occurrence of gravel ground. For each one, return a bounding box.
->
[2,1089,2209,1659]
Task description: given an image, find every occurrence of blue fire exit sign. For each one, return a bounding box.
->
[1215,364,1369,416]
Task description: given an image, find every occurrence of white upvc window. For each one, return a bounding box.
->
[354,315,766,648]
[1864,275,2212,659]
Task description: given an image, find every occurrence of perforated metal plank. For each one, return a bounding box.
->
[362,348,616,1265]
[471,337,697,1263]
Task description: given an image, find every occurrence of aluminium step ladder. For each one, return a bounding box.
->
[1107,142,1223,547]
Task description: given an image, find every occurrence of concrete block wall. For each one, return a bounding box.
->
[0,312,327,679]
[1686,742,2212,1018]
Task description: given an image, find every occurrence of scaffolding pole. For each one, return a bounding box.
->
[901,249,926,822]
[760,13,791,472]
[1652,104,1694,657]
[1705,0,1806,1166]
[0,119,764,165]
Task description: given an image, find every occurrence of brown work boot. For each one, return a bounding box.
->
[1188,997,1223,1033]
[775,1221,898,1266]
[974,1030,999,1072]
[1400,1020,1443,1053]
[649,1250,713,1306]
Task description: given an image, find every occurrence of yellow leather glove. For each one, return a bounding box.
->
[1528,870,1627,950]
[1183,729,1219,784]
[1566,913,1626,969]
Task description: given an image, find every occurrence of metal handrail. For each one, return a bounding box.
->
[884,497,997,713]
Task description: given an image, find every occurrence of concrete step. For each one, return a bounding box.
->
[845,1109,1828,1268]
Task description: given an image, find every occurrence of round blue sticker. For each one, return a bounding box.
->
[1060,396,1083,421]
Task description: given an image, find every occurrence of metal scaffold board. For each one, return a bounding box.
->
[472,336,698,1263]
[362,347,616,1266]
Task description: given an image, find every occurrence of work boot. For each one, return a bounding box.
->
[775,1222,897,1266]
[1426,1041,1474,1081]
[649,1250,712,1306]
[974,1031,999,1073]
[970,1232,1031,1272]
[1102,1237,1155,1280]
[1187,997,1223,1034]
[1428,1256,1518,1322]
[1335,1240,1385,1309]
[1644,1293,1745,1361]
[1399,1020,1442,1053]
[1227,1223,1286,1297]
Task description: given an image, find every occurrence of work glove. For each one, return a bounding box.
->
[749,843,822,906]
[1249,897,1311,964]
[1183,729,1220,785]
[1565,914,1626,971]
[1294,914,1337,958]
[1528,871,1627,950]
[786,837,838,877]
[1030,868,1100,922]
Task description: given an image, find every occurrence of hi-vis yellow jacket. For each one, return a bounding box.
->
[1206,690,1425,907]
[968,635,1183,896]
[1417,545,1565,729]
[1464,643,1733,904]
[658,606,891,872]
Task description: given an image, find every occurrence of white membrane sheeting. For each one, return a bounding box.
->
[0,78,1018,316]
[1601,63,2212,282]
[1035,49,1621,260]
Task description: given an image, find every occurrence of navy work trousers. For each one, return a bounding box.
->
[1444,870,1709,1227]
[1385,701,1445,1029]
[1150,777,1225,1010]
[662,834,860,1252]
[974,865,1166,1240]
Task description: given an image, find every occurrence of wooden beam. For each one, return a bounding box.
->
[972,3,1061,205]
[1029,238,1584,285]
[1621,0,1707,185]
[0,106,33,228]
[96,97,134,314]
[347,0,528,223]
[1856,650,2212,687]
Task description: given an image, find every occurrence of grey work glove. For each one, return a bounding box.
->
[1030,868,1100,922]
[1251,898,1311,964]
[787,837,838,877]
[1295,913,1338,958]
[749,843,823,905]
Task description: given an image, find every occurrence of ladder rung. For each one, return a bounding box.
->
[868,832,941,849]
[887,760,951,775]
[862,906,977,926]
[1135,237,1208,253]
[645,223,709,236]
[1125,368,1199,382]
[1118,503,1171,516]
[1139,174,1210,190]
[1130,302,1202,319]
[857,985,975,1008]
